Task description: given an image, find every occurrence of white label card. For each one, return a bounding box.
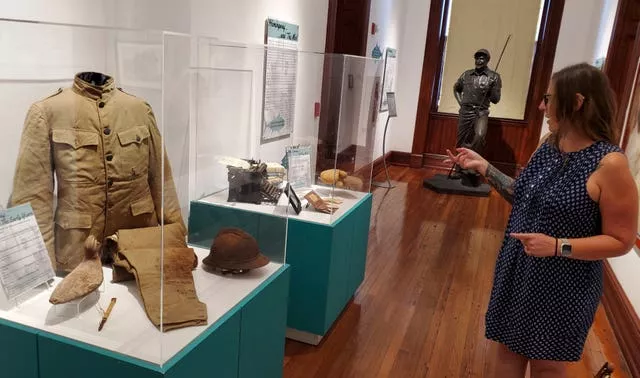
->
[0,203,55,301]
[286,145,312,189]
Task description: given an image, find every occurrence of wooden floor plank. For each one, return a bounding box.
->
[283,166,631,377]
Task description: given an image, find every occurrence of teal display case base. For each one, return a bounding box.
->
[285,194,372,343]
[0,265,290,378]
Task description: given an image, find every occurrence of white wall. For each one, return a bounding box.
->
[0,6,110,206]
[190,0,328,52]
[0,0,190,32]
[385,0,431,154]
[0,0,108,26]
[188,0,329,197]
[0,0,192,213]
[539,0,614,137]
[610,251,640,314]
[366,0,408,159]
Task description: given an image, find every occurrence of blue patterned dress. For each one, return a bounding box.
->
[484,139,622,361]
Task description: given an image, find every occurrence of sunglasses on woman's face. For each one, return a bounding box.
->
[543,94,552,105]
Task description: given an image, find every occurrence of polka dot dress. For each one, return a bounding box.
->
[484,139,622,362]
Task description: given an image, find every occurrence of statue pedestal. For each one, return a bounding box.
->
[423,173,490,197]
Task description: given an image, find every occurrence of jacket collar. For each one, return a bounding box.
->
[72,72,116,102]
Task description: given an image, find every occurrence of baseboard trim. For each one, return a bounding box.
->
[390,151,411,166]
[602,261,640,377]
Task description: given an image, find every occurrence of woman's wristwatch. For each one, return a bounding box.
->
[559,238,572,257]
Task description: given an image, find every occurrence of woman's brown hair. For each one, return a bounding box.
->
[551,63,618,143]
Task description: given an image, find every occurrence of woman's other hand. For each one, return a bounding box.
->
[510,233,557,257]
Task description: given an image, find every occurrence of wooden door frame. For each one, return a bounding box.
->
[619,25,640,150]
[410,0,565,171]
[607,0,640,150]
[325,0,372,55]
[602,2,640,377]
[316,0,373,174]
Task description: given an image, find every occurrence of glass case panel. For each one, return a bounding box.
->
[163,32,291,366]
[312,54,382,223]
[0,18,171,366]
[189,36,382,226]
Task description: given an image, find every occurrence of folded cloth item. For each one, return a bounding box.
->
[109,223,193,282]
[110,224,207,332]
[49,235,103,304]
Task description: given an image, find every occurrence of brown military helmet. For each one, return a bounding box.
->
[203,228,270,272]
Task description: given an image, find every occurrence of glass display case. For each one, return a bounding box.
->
[0,19,170,367]
[180,35,382,346]
[0,20,290,377]
[186,36,383,226]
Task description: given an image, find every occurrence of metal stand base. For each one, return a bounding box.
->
[286,327,324,345]
[372,180,398,189]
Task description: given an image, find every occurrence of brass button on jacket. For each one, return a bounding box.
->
[9,72,185,272]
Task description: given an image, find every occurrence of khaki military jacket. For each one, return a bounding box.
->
[10,72,185,272]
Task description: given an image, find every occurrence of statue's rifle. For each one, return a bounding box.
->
[476,34,512,114]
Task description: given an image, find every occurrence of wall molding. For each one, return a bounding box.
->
[602,261,640,377]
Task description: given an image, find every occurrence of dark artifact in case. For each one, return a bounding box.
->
[284,183,302,214]
[203,228,270,274]
[227,159,283,204]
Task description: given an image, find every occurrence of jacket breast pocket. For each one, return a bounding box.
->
[117,125,150,177]
[54,211,93,268]
[51,129,99,180]
[129,195,158,228]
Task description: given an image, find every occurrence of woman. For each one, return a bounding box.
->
[445,63,638,377]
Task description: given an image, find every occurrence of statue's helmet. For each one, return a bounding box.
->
[474,49,491,61]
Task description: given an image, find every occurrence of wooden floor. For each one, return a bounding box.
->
[283,166,631,378]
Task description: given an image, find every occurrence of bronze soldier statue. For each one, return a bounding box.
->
[451,49,502,181]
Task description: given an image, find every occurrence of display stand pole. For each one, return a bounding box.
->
[372,92,398,189]
[372,116,396,189]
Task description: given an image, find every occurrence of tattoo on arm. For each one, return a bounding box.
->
[485,164,515,204]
